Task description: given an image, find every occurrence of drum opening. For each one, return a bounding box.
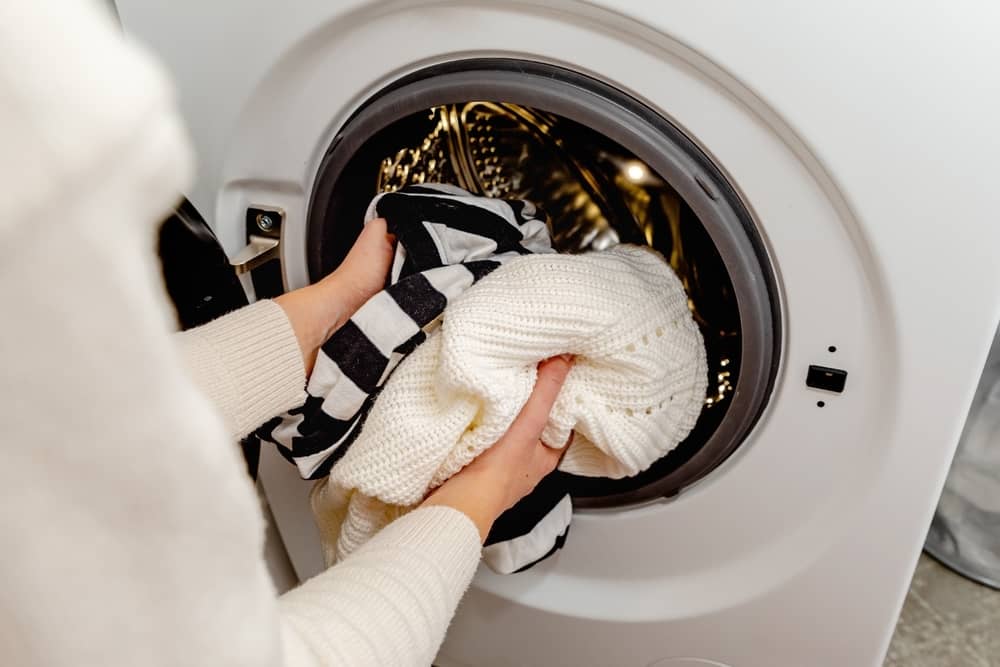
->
[307,59,780,507]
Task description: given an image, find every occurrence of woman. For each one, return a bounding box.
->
[0,1,567,665]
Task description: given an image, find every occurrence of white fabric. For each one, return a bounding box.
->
[176,300,307,438]
[317,244,708,562]
[0,2,482,666]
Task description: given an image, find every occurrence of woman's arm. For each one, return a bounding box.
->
[174,220,394,440]
[277,358,571,667]
[173,300,306,440]
[278,505,481,666]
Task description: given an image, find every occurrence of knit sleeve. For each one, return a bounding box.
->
[278,506,482,667]
[175,299,307,440]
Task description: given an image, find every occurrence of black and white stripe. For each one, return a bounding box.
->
[258,184,552,480]
[483,472,573,574]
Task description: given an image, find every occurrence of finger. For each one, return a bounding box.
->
[358,217,395,251]
[362,216,387,236]
[507,356,573,442]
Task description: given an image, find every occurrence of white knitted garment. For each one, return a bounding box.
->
[312,244,707,564]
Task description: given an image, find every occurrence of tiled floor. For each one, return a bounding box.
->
[884,554,1000,666]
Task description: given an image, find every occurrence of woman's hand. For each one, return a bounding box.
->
[275,219,394,373]
[316,217,396,318]
[421,355,573,542]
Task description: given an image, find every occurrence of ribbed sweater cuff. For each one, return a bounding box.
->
[176,300,306,440]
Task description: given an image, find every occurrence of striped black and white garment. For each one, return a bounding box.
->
[258,183,552,477]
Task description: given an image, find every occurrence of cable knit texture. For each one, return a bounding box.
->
[0,2,483,666]
[315,244,707,563]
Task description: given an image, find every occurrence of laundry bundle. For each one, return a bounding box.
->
[259,183,707,573]
[258,183,553,479]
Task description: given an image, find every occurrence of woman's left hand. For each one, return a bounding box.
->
[421,355,573,542]
[275,218,395,373]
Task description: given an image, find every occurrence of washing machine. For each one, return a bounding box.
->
[115,2,1000,665]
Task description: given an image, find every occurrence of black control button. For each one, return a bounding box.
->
[806,365,847,393]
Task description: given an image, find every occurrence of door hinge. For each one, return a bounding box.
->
[231,208,283,275]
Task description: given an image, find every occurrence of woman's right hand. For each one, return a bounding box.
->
[421,355,573,542]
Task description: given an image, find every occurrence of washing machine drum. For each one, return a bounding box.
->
[306,59,779,507]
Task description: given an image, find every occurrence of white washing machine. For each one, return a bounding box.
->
[116,2,1000,665]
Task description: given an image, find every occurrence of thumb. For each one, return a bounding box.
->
[506,356,573,443]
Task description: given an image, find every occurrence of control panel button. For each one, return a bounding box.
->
[806,365,848,393]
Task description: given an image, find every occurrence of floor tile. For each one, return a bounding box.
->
[885,554,1000,666]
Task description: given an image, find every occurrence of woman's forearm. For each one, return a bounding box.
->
[175,219,394,439]
[279,506,481,667]
[174,299,307,440]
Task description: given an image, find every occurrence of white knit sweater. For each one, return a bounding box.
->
[0,2,481,666]
[316,246,707,566]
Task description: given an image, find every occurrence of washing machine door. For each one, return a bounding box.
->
[116,1,1000,665]
[157,199,248,331]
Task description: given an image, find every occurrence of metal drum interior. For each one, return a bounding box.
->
[306,60,780,508]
